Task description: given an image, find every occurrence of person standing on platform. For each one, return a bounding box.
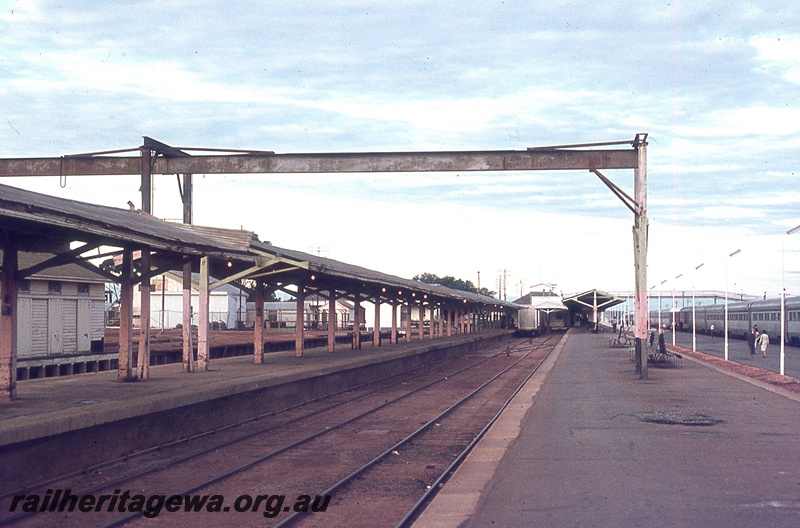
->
[746,327,757,358]
[756,329,770,358]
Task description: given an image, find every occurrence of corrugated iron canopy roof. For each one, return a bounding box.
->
[0,183,253,260]
[1,183,515,309]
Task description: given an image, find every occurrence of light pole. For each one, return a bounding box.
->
[659,279,667,331]
[782,224,800,375]
[673,273,682,346]
[692,263,704,352]
[725,249,741,361]
[650,284,656,335]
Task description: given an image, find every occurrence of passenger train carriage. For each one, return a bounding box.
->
[650,296,800,345]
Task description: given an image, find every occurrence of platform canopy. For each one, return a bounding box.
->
[562,289,626,313]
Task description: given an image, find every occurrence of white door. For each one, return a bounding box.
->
[78,299,91,352]
[48,299,62,355]
[16,297,32,358]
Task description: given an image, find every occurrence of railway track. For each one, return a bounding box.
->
[1,334,560,528]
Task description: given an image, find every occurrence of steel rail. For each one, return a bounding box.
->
[396,335,559,527]
[273,336,557,527]
[69,340,532,528]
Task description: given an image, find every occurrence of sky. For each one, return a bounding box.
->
[2,1,800,301]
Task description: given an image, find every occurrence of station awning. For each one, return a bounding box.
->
[562,289,625,312]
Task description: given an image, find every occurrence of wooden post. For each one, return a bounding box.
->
[373,297,381,347]
[254,278,264,363]
[118,249,135,380]
[447,307,453,336]
[197,256,210,370]
[137,250,151,380]
[634,136,649,378]
[182,262,194,372]
[352,290,361,350]
[391,302,398,344]
[418,304,424,341]
[328,292,336,352]
[0,238,18,401]
[429,305,435,338]
[295,285,305,357]
[405,303,412,342]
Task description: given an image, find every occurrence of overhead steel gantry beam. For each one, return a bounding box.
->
[0,143,639,177]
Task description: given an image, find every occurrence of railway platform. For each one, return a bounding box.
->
[0,330,513,491]
[416,327,800,528]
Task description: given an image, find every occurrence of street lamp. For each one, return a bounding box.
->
[659,279,667,330]
[781,224,800,375]
[725,249,741,361]
[673,273,682,346]
[693,262,704,352]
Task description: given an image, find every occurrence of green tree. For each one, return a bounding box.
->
[413,272,496,298]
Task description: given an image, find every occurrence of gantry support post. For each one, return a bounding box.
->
[140,147,153,214]
[181,168,195,372]
[633,135,649,378]
[0,236,18,402]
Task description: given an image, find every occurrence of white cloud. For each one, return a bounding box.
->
[750,33,800,85]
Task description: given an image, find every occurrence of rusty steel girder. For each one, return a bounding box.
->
[0,148,639,177]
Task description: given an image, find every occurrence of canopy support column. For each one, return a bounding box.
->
[118,249,135,381]
[295,285,305,357]
[0,237,18,402]
[197,256,210,370]
[391,302,398,344]
[137,250,151,380]
[328,293,336,352]
[254,278,264,364]
[182,262,194,372]
[405,303,412,342]
[373,297,381,347]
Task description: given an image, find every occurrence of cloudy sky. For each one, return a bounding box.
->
[2,1,799,301]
